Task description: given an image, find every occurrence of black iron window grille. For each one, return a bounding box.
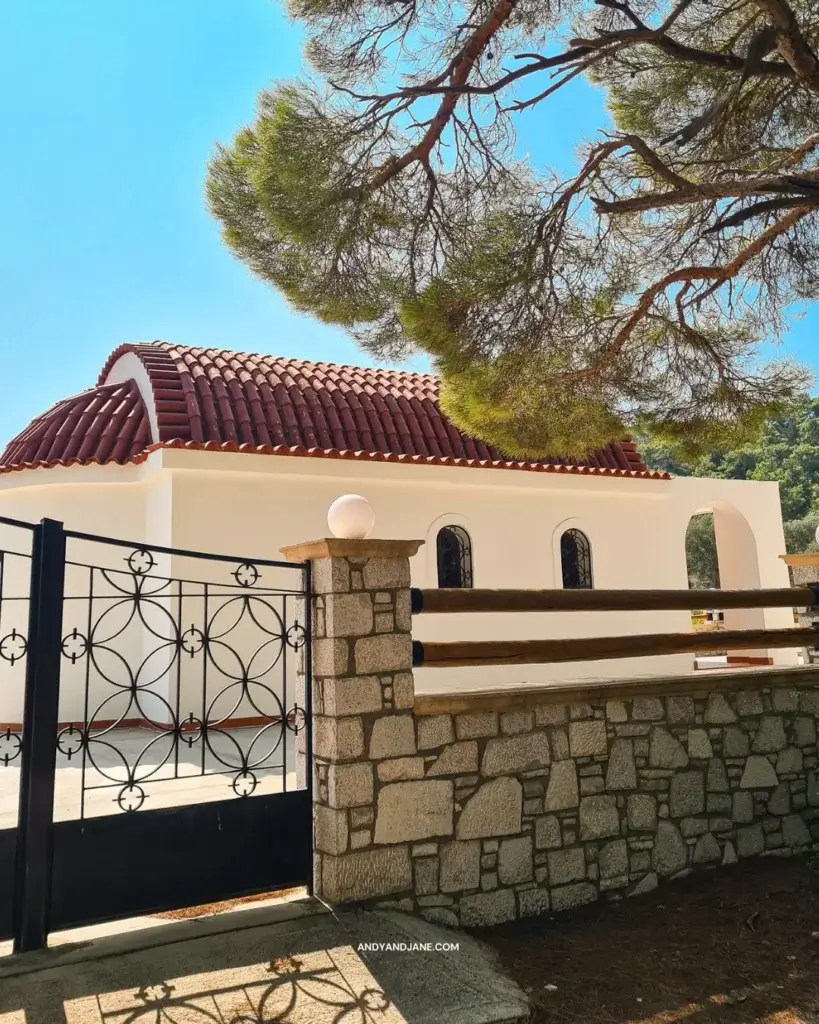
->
[436,526,473,589]
[561,529,593,589]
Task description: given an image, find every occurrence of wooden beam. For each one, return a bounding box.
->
[412,627,817,668]
[411,586,819,615]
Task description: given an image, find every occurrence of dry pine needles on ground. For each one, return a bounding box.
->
[478,857,819,1024]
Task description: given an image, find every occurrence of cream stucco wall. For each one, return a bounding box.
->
[0,447,797,716]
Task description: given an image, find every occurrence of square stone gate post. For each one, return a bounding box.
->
[280,536,423,904]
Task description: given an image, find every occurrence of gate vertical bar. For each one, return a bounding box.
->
[12,519,66,953]
[304,559,313,895]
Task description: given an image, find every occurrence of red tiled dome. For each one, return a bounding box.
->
[0,342,665,478]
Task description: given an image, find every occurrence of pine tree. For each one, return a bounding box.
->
[207,0,819,459]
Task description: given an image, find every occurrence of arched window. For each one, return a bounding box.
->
[436,526,473,589]
[561,529,593,589]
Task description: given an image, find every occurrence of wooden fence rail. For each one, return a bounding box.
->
[410,585,819,616]
[412,627,819,669]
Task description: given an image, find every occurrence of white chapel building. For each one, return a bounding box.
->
[0,342,797,699]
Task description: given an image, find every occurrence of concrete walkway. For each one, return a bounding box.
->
[0,898,527,1024]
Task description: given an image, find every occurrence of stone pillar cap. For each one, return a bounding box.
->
[280,538,424,563]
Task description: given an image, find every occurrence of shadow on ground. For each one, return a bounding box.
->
[0,901,526,1024]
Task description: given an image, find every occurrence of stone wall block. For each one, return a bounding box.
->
[632,698,664,721]
[440,840,481,892]
[456,712,499,739]
[652,821,688,875]
[670,771,705,817]
[548,847,586,885]
[325,592,374,637]
[482,732,550,777]
[314,639,350,678]
[606,739,637,790]
[498,836,533,885]
[579,795,619,840]
[628,793,658,832]
[369,714,417,759]
[427,741,479,777]
[355,634,412,675]
[322,676,383,716]
[315,805,349,855]
[417,714,455,750]
[460,889,516,927]
[322,846,412,902]
[315,715,364,762]
[373,780,454,844]
[392,672,415,709]
[752,717,787,754]
[569,721,608,757]
[362,558,411,590]
[545,760,579,811]
[311,557,351,595]
[704,694,737,724]
[457,777,523,839]
[327,762,374,809]
[650,728,688,769]
[740,756,778,789]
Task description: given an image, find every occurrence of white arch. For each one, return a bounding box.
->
[685,502,767,660]
[103,351,160,445]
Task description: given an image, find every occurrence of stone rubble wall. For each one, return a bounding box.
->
[396,689,819,926]
[306,545,819,929]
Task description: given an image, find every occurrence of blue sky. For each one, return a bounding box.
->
[0,0,816,448]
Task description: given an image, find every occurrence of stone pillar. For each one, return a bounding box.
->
[280,537,423,904]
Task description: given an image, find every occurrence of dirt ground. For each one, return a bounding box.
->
[478,857,819,1024]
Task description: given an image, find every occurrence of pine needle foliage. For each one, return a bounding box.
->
[206,0,819,459]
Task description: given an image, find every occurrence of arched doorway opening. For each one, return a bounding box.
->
[685,504,767,665]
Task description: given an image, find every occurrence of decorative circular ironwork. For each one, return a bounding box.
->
[180,625,205,656]
[55,543,308,814]
[232,562,260,588]
[231,770,259,797]
[0,629,27,665]
[286,622,306,650]
[0,729,22,766]
[117,783,146,812]
[57,723,86,759]
[286,704,306,734]
[179,713,204,747]
[61,628,89,664]
[127,548,156,575]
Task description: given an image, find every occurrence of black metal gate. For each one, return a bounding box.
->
[0,517,312,952]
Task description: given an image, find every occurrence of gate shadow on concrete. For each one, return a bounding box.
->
[0,899,527,1024]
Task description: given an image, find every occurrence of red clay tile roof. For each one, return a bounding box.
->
[0,342,669,479]
[0,379,151,473]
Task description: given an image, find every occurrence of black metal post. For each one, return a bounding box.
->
[303,560,314,896]
[12,519,66,952]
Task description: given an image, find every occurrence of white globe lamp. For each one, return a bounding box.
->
[328,494,375,540]
[815,524,819,546]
